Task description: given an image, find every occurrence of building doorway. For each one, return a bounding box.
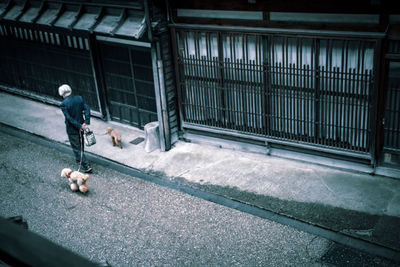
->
[98,41,157,129]
[382,61,400,165]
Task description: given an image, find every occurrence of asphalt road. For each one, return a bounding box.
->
[0,131,397,266]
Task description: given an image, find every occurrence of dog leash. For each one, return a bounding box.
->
[77,129,84,172]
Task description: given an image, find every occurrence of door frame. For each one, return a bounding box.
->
[95,36,159,128]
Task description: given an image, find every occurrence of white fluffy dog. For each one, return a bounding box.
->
[61,168,89,193]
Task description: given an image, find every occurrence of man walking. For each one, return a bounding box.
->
[59,84,93,173]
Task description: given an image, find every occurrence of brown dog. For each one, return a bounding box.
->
[61,168,89,193]
[106,127,122,149]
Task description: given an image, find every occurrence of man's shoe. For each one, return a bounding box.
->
[84,166,93,173]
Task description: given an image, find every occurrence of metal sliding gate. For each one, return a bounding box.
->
[174,29,377,155]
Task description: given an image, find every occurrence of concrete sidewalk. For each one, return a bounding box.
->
[1,91,400,258]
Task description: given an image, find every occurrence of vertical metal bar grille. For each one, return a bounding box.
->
[175,29,376,154]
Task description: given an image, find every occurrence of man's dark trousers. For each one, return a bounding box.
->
[68,131,89,169]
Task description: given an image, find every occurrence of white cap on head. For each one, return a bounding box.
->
[58,84,72,96]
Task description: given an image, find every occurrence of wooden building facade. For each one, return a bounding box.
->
[0,0,178,151]
[168,0,400,170]
[1,0,399,172]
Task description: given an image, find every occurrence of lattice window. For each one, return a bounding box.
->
[176,29,376,153]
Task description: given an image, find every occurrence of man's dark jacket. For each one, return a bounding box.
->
[60,95,90,135]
